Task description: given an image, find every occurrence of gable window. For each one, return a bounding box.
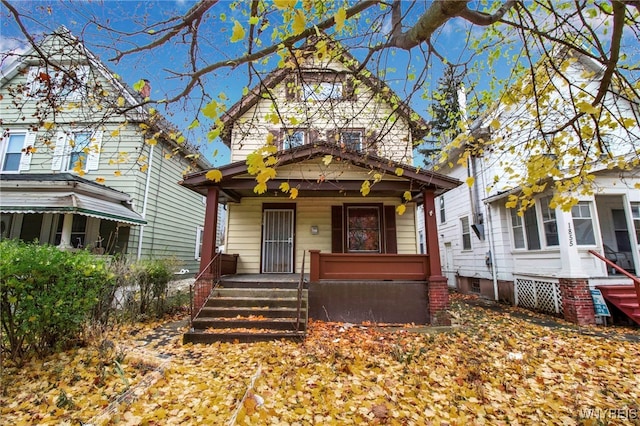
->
[27,65,90,101]
[1,131,35,173]
[461,216,472,250]
[283,129,306,149]
[571,202,595,245]
[347,206,380,252]
[632,203,640,244]
[439,196,446,223]
[510,207,541,250]
[302,81,343,101]
[540,197,559,246]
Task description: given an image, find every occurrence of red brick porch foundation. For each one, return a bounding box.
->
[428,276,451,326]
[559,278,595,326]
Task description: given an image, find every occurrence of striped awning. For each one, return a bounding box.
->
[0,191,146,225]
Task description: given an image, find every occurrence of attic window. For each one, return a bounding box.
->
[283,129,306,149]
[287,72,355,102]
[26,65,89,101]
[302,81,343,101]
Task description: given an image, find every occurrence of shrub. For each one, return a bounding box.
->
[0,240,115,363]
[132,258,177,317]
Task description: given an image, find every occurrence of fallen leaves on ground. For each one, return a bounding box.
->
[2,295,639,425]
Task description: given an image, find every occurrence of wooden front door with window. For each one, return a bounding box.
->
[262,207,295,273]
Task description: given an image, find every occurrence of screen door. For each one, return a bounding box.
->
[262,209,294,273]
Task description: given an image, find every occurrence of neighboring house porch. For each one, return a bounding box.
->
[0,173,145,253]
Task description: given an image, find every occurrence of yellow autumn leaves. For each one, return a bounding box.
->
[230,3,349,43]
[3,296,639,425]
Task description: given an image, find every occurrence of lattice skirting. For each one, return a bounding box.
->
[514,276,563,315]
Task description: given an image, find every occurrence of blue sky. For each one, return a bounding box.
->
[2,1,636,167]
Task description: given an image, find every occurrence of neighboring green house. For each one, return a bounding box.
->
[0,27,209,272]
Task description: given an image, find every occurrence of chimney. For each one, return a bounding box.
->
[139,79,151,98]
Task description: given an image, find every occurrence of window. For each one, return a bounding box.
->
[571,202,595,245]
[1,132,34,173]
[283,130,306,149]
[52,129,102,172]
[632,203,640,244]
[66,132,92,171]
[439,196,446,223]
[540,197,559,246]
[461,216,472,250]
[510,207,540,250]
[27,65,89,101]
[302,81,343,101]
[510,209,525,249]
[340,131,362,151]
[347,206,380,252]
[2,134,25,172]
[195,226,204,260]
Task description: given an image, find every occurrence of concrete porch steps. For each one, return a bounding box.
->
[596,284,640,325]
[184,278,308,344]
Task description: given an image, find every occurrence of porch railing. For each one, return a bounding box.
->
[589,249,640,306]
[296,250,306,332]
[309,250,430,282]
[190,253,239,321]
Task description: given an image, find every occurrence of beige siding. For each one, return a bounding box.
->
[227,196,418,274]
[228,57,414,165]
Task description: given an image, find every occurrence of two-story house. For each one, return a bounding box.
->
[432,48,640,326]
[0,28,210,272]
[180,36,461,343]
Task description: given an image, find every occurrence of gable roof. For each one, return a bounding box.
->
[0,26,211,170]
[218,35,430,146]
[180,141,460,202]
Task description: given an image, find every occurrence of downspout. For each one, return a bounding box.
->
[136,144,154,260]
[480,158,499,301]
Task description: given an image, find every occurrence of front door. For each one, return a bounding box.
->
[262,209,294,273]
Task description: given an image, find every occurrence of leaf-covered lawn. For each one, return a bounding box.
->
[2,295,639,425]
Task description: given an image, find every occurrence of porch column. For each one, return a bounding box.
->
[556,208,595,325]
[57,213,74,249]
[423,190,450,326]
[199,187,219,273]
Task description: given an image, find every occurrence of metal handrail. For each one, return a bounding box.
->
[589,249,640,306]
[295,250,306,332]
[190,252,222,321]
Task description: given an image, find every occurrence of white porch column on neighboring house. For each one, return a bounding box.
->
[556,208,587,278]
[58,213,74,249]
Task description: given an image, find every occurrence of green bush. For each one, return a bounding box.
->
[132,258,176,317]
[0,240,115,363]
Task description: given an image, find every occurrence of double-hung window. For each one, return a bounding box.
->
[66,132,92,172]
[510,207,541,250]
[1,131,35,173]
[540,197,559,246]
[461,216,472,250]
[52,129,102,173]
[571,202,596,245]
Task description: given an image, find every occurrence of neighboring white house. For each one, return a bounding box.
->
[0,27,210,271]
[425,48,640,325]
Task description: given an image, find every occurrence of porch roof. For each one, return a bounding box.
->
[180,142,462,203]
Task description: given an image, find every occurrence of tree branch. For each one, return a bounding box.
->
[591,0,625,107]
